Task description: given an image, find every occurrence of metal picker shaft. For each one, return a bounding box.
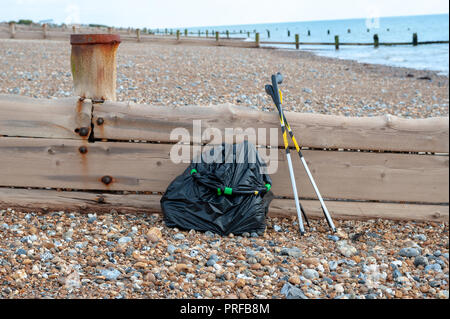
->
[278,105,336,232]
[268,75,306,235]
[267,73,336,233]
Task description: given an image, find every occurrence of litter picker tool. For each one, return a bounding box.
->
[265,73,336,233]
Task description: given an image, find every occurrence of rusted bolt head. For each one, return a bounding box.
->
[101,175,113,185]
[78,146,88,154]
[97,196,105,203]
[96,117,104,126]
[79,127,90,137]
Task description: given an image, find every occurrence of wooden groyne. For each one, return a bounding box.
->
[0,33,448,222]
[0,22,448,50]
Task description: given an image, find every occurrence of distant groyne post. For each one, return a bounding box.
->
[255,32,260,48]
[226,30,229,39]
[9,22,15,39]
[374,34,379,48]
[136,29,141,42]
[334,35,339,50]
[267,30,270,38]
[347,28,351,33]
[72,25,77,34]
[184,29,188,37]
[176,30,180,41]
[42,23,47,39]
[413,33,418,46]
[288,30,290,37]
[308,30,311,36]
[215,31,219,42]
[295,34,299,49]
[247,31,250,37]
[205,30,208,37]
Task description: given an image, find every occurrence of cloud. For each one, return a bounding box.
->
[64,4,80,25]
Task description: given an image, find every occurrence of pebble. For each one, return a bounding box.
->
[424,264,442,273]
[399,247,421,257]
[281,283,308,299]
[336,241,357,257]
[281,247,302,258]
[173,233,185,241]
[302,269,319,280]
[413,256,428,267]
[146,227,162,243]
[118,236,132,244]
[100,268,121,281]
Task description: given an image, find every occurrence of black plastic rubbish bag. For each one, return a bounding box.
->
[161,141,274,236]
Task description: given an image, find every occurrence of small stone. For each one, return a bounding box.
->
[167,244,177,254]
[15,248,27,256]
[175,263,189,273]
[329,261,338,271]
[281,247,302,258]
[40,251,54,261]
[289,275,301,285]
[281,283,308,299]
[302,257,320,267]
[414,234,427,241]
[302,269,319,280]
[424,264,442,273]
[273,225,282,232]
[327,235,340,242]
[336,241,357,257]
[173,233,185,241]
[236,278,246,288]
[146,227,162,243]
[118,236,132,244]
[399,247,420,257]
[413,256,428,268]
[334,284,344,294]
[100,268,121,281]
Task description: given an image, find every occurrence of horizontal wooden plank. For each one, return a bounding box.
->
[0,188,447,222]
[0,94,92,140]
[0,137,447,203]
[269,198,448,222]
[93,101,449,153]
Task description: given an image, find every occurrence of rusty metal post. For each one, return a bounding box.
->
[43,23,47,39]
[9,22,15,39]
[70,34,121,101]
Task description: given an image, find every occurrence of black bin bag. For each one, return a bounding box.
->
[161,141,274,236]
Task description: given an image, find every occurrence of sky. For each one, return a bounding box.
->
[1,0,449,28]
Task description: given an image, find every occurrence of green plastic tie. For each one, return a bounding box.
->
[217,188,222,196]
[190,169,197,175]
[265,184,271,191]
[224,187,232,195]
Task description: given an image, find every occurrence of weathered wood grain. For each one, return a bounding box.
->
[0,95,92,140]
[92,101,449,153]
[0,188,447,222]
[0,137,447,203]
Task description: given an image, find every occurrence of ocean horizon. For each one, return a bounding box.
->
[184,14,449,75]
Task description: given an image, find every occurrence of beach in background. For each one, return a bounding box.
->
[187,14,449,74]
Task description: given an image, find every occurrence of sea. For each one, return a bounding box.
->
[188,14,449,75]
